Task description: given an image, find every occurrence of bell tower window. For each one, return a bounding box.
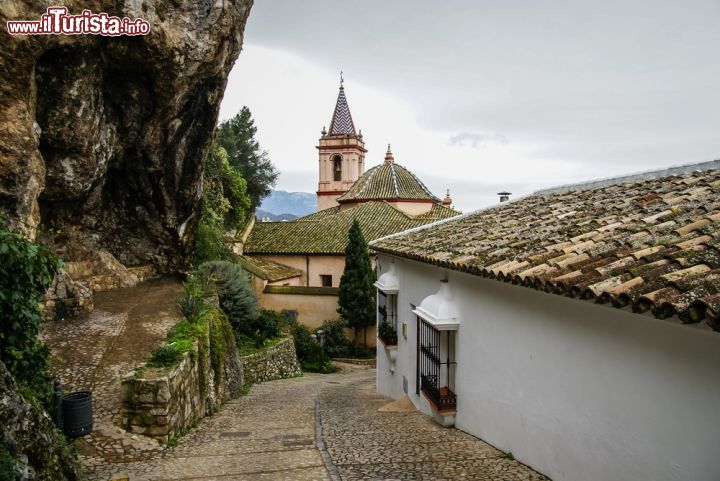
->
[333,155,342,181]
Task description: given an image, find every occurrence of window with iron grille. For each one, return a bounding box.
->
[417,317,456,411]
[378,291,398,345]
[320,274,332,287]
[377,291,397,328]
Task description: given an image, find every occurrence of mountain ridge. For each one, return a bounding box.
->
[258,190,315,218]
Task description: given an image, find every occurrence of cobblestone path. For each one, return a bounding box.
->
[41,277,184,480]
[44,287,548,480]
[143,366,547,480]
[143,373,331,480]
[319,368,549,481]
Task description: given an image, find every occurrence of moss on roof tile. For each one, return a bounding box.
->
[237,256,302,282]
[370,167,720,332]
[336,162,440,203]
[245,201,460,255]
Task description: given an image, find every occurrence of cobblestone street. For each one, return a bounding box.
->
[319,368,548,481]
[138,366,547,480]
[42,282,548,480]
[41,278,184,480]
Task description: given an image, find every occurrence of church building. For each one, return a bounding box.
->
[316,81,366,211]
[236,81,460,339]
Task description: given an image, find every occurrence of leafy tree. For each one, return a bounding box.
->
[217,107,278,209]
[337,220,376,350]
[194,140,251,264]
[0,220,60,407]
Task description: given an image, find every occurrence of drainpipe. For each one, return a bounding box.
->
[306,255,310,286]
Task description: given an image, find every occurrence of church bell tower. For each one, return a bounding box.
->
[316,78,366,211]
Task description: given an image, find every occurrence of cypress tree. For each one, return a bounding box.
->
[338,220,376,350]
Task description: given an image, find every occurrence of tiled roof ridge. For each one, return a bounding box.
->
[414,203,463,220]
[402,164,439,200]
[356,164,382,197]
[390,163,400,197]
[369,199,498,247]
[371,162,720,247]
[534,159,720,196]
[378,199,414,218]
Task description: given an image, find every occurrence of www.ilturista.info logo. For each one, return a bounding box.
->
[6,7,151,36]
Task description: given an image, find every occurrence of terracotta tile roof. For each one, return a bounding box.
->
[414,203,462,220]
[371,167,720,332]
[237,256,302,282]
[336,162,440,203]
[245,201,460,255]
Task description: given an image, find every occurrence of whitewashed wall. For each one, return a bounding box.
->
[376,254,720,481]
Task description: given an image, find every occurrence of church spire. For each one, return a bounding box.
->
[384,144,394,163]
[328,78,356,135]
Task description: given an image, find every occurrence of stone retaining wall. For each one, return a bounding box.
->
[120,345,206,440]
[120,313,242,442]
[120,330,298,442]
[241,337,301,385]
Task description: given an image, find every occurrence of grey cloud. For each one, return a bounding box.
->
[448,132,508,149]
[237,0,720,201]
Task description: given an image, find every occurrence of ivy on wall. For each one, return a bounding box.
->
[0,221,60,407]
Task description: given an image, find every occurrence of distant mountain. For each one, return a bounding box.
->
[258,190,316,218]
[255,209,298,222]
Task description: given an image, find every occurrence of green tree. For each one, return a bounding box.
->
[217,107,278,209]
[194,140,251,264]
[337,220,376,350]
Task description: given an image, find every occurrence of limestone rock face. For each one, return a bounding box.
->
[0,0,254,272]
[0,361,80,480]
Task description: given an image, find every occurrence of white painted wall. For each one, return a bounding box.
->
[375,254,720,481]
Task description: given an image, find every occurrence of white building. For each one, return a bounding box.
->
[371,164,720,481]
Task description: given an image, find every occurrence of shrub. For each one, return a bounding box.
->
[208,308,236,386]
[0,221,60,408]
[194,219,231,265]
[196,261,258,339]
[0,445,20,481]
[292,324,336,373]
[179,296,210,323]
[318,319,350,358]
[378,321,398,346]
[252,309,281,344]
[147,345,183,368]
[193,140,251,265]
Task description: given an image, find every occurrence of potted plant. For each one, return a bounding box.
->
[378,321,398,347]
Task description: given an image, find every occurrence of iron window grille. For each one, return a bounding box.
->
[417,317,456,411]
[377,291,397,329]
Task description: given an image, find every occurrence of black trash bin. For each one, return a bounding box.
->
[62,391,93,438]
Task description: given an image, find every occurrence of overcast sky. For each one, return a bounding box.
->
[219,0,720,211]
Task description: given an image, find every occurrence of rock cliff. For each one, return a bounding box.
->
[0,0,254,272]
[0,361,79,480]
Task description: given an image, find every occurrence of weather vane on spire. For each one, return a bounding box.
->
[340,70,344,86]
